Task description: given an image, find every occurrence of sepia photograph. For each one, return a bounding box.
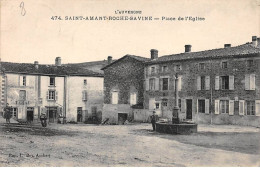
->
[0,0,260,167]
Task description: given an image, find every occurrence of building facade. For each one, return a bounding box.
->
[144,36,260,127]
[102,55,149,124]
[0,57,104,123]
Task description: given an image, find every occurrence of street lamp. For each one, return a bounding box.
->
[172,73,180,124]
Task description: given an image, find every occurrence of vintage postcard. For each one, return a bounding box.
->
[0,0,260,167]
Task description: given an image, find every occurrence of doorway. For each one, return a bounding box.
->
[186,99,192,120]
[26,107,34,123]
[118,113,128,125]
[77,107,83,122]
[48,107,57,123]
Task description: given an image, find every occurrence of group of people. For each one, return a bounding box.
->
[2,103,48,127]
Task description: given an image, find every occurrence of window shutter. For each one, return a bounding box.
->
[229,100,234,115]
[215,76,219,90]
[178,76,182,91]
[46,91,49,100]
[20,76,23,86]
[155,78,159,91]
[55,91,58,101]
[82,91,85,100]
[229,75,234,90]
[239,100,245,115]
[181,99,186,113]
[159,78,163,90]
[250,74,255,90]
[145,79,149,91]
[205,76,210,90]
[27,77,30,86]
[149,98,155,110]
[245,74,250,90]
[169,78,174,90]
[205,99,210,114]
[133,93,137,105]
[197,76,201,90]
[215,100,219,114]
[255,100,260,116]
[196,99,199,114]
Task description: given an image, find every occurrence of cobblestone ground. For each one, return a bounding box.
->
[0,123,259,167]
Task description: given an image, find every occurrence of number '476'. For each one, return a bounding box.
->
[51,16,62,20]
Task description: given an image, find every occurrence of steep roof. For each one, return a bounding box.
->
[0,62,103,77]
[101,54,150,70]
[147,43,260,64]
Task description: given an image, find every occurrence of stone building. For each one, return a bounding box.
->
[144,36,260,127]
[0,57,104,123]
[102,55,149,124]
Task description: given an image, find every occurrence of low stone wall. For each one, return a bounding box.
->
[155,122,198,135]
[195,113,260,127]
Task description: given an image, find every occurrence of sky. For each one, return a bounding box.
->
[0,0,260,64]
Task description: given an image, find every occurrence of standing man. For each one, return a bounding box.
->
[4,103,11,124]
[151,110,156,131]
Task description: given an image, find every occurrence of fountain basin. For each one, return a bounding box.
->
[155,122,198,135]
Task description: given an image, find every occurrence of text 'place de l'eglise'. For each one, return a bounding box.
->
[0,36,260,127]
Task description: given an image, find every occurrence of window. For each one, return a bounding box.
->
[245,74,255,90]
[50,77,55,86]
[48,90,56,100]
[130,93,137,105]
[222,61,228,69]
[162,78,169,91]
[161,66,168,72]
[199,63,205,70]
[155,103,160,109]
[197,76,210,90]
[84,79,87,86]
[111,91,118,104]
[246,101,255,115]
[198,100,205,113]
[82,90,87,101]
[162,99,168,107]
[247,60,254,67]
[151,67,155,74]
[221,76,229,90]
[91,106,97,116]
[176,65,182,71]
[201,76,205,90]
[149,78,155,90]
[11,108,18,118]
[20,76,27,86]
[220,100,229,114]
[19,90,26,100]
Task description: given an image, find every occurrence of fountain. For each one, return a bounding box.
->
[155,74,198,134]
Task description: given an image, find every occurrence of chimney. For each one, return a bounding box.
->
[185,45,192,53]
[224,44,231,48]
[34,61,39,69]
[55,57,61,66]
[252,36,257,46]
[107,56,112,64]
[150,49,158,60]
[257,38,260,48]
